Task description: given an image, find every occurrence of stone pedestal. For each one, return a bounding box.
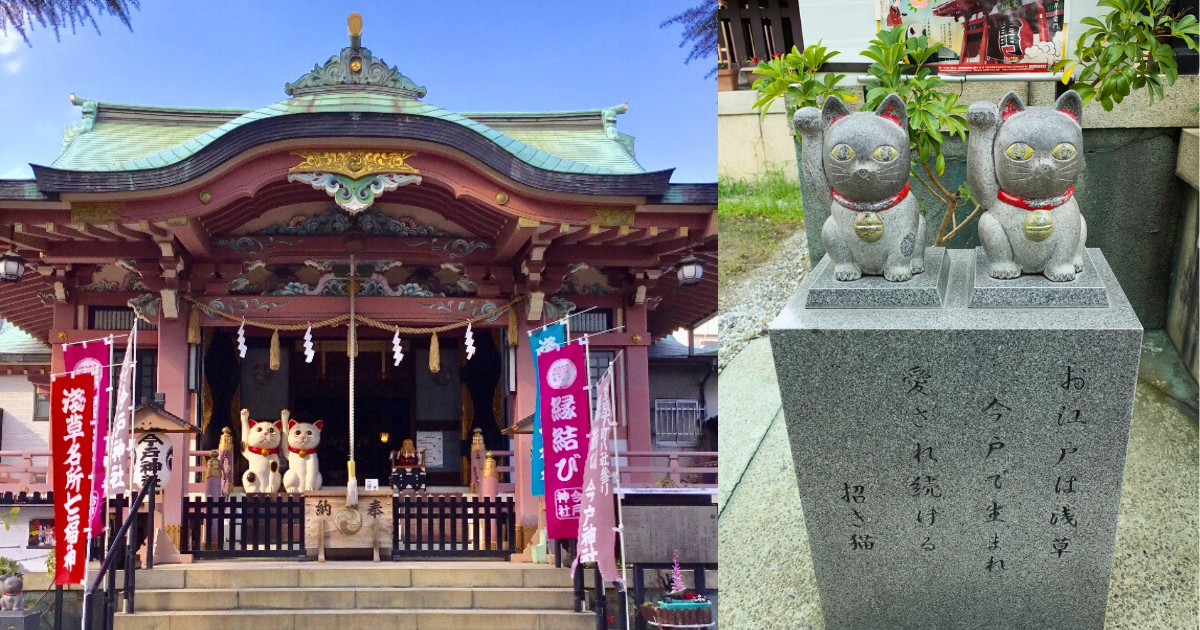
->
[770,248,1142,630]
[0,610,39,630]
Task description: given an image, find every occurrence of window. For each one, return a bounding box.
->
[34,394,49,421]
[572,309,613,334]
[111,349,158,409]
[88,307,156,331]
[588,350,616,386]
[653,399,704,447]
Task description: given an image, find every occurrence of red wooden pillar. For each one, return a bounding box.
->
[47,300,73,488]
[156,302,189,527]
[513,314,538,526]
[624,304,653,483]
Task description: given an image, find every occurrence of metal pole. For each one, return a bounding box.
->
[146,476,155,569]
[52,585,62,630]
[608,353,632,629]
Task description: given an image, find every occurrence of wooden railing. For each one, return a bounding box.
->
[392,494,517,558]
[0,450,51,492]
[0,447,718,494]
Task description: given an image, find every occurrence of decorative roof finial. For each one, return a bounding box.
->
[348,12,362,49]
[284,11,426,99]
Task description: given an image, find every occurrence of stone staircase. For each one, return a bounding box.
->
[113,561,593,630]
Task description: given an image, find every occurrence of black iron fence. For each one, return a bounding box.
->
[391,494,517,558]
[180,494,305,558]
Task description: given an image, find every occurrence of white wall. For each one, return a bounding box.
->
[0,375,46,457]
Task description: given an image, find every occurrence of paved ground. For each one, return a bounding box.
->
[718,331,1198,630]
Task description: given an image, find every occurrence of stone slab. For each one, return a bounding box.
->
[716,337,782,512]
[970,247,1109,308]
[769,248,1143,630]
[806,248,950,309]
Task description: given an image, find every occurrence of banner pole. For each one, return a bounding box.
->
[608,352,632,630]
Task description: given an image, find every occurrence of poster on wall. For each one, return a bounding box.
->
[877,0,1066,73]
[415,431,444,469]
[51,371,95,585]
[28,519,54,549]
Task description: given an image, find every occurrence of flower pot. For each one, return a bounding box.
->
[718,67,738,91]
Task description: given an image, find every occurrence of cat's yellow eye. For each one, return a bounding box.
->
[1004,142,1034,161]
[1051,143,1077,160]
[830,144,855,161]
[872,146,898,162]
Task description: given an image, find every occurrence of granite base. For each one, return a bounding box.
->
[770,248,1142,630]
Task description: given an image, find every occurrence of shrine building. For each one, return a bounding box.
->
[0,15,716,562]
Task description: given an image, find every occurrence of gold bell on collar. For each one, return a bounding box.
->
[1023,210,1054,242]
[853,212,885,243]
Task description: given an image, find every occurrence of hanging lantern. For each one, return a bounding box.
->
[676,254,703,286]
[0,227,24,283]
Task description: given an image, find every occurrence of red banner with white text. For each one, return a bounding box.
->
[539,342,591,540]
[52,372,95,585]
[64,339,112,536]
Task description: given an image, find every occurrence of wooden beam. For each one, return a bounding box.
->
[166,216,214,259]
[492,217,540,262]
[40,241,162,263]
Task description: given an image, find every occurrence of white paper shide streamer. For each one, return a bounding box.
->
[303,325,315,363]
[464,322,475,360]
[391,329,404,366]
[237,320,247,358]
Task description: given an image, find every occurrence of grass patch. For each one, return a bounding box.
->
[718,167,804,222]
[718,168,805,288]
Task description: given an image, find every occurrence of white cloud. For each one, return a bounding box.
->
[0,32,19,56]
[0,165,33,179]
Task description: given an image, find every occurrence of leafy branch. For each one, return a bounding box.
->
[1054,0,1198,110]
[862,26,974,246]
[751,41,855,117]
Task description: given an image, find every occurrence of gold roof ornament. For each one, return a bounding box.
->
[348,12,363,48]
[289,150,419,178]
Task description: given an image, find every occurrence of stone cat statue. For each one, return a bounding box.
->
[968,90,1087,281]
[795,94,926,282]
[0,574,23,611]
[240,409,282,493]
[282,411,323,493]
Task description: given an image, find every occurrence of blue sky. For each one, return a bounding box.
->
[0,1,715,182]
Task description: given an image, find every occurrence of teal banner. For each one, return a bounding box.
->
[528,323,566,496]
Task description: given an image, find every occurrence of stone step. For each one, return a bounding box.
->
[133,586,578,612]
[114,608,594,630]
[123,564,574,590]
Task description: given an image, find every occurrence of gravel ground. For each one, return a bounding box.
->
[717,228,809,371]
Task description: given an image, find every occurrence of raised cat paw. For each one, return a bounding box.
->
[1073,256,1084,273]
[794,107,822,134]
[884,265,913,282]
[968,102,999,127]
[1044,263,1077,282]
[988,261,1021,279]
[834,263,862,281]
[910,258,926,275]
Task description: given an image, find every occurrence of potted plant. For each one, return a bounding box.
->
[718,61,737,92]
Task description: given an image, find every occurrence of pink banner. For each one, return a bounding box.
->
[572,367,619,582]
[52,372,94,585]
[64,339,112,536]
[539,342,591,540]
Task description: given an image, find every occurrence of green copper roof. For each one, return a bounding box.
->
[51,94,644,176]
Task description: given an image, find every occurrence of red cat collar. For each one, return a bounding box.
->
[244,445,278,456]
[830,182,910,213]
[288,446,313,457]
[997,186,1073,210]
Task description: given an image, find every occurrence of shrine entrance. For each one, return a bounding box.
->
[205,323,510,491]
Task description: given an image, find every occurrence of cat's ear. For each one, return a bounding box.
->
[314,420,323,431]
[821,96,852,127]
[875,94,907,129]
[288,419,297,430]
[999,91,1026,121]
[273,421,282,429]
[1054,90,1082,124]
[248,419,257,428]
